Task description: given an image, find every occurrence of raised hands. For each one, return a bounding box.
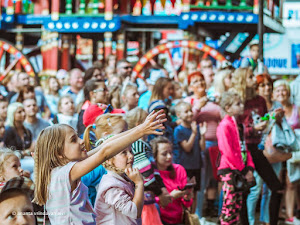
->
[140,109,167,136]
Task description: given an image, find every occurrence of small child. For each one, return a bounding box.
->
[174,101,206,212]
[95,146,144,225]
[52,95,78,130]
[34,110,166,224]
[217,92,255,224]
[82,113,127,206]
[0,148,25,191]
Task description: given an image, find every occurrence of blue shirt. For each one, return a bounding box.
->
[174,125,202,170]
[138,90,152,111]
[81,165,107,206]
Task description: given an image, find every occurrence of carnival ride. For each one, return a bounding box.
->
[0,0,285,79]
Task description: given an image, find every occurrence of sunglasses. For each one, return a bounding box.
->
[122,66,133,70]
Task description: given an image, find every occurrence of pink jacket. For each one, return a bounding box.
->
[217,115,255,175]
[94,170,141,225]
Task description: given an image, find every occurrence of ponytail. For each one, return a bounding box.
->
[83,125,94,151]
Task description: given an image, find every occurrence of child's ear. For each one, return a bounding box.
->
[0,175,4,182]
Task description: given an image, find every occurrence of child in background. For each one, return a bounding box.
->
[0,148,25,191]
[126,107,172,225]
[52,95,78,130]
[34,110,166,224]
[121,84,140,113]
[82,113,127,206]
[151,136,194,224]
[174,101,206,213]
[95,146,144,225]
[217,92,255,225]
[0,99,8,122]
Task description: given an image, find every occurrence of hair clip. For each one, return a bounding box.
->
[92,124,96,129]
[107,118,112,127]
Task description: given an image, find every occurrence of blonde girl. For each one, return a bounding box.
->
[0,148,25,190]
[34,110,166,224]
[82,113,127,206]
[95,145,144,225]
[83,113,127,151]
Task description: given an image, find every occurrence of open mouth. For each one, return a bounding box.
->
[81,147,87,153]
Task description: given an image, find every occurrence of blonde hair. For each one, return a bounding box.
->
[0,148,17,177]
[174,101,191,115]
[6,102,24,127]
[34,124,70,205]
[219,91,241,112]
[58,95,74,113]
[229,67,251,102]
[273,79,290,96]
[83,114,126,151]
[126,107,148,129]
[213,69,232,95]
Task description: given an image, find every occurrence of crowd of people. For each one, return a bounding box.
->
[0,41,299,225]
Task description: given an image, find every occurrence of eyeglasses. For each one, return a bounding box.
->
[93,88,108,93]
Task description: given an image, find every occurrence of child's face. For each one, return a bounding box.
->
[0,192,35,225]
[177,105,193,123]
[246,69,256,89]
[250,45,259,61]
[156,143,173,169]
[49,78,60,92]
[162,82,174,99]
[227,99,244,117]
[59,97,75,116]
[123,88,139,108]
[0,155,23,182]
[174,84,183,99]
[110,148,134,170]
[0,122,5,138]
[63,126,87,161]
[0,102,8,120]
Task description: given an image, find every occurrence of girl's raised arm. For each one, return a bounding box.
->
[70,110,166,183]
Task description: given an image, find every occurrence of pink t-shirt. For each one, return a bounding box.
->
[184,96,222,141]
[156,164,193,224]
[46,162,96,225]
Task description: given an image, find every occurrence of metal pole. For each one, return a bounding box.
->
[258,0,264,61]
